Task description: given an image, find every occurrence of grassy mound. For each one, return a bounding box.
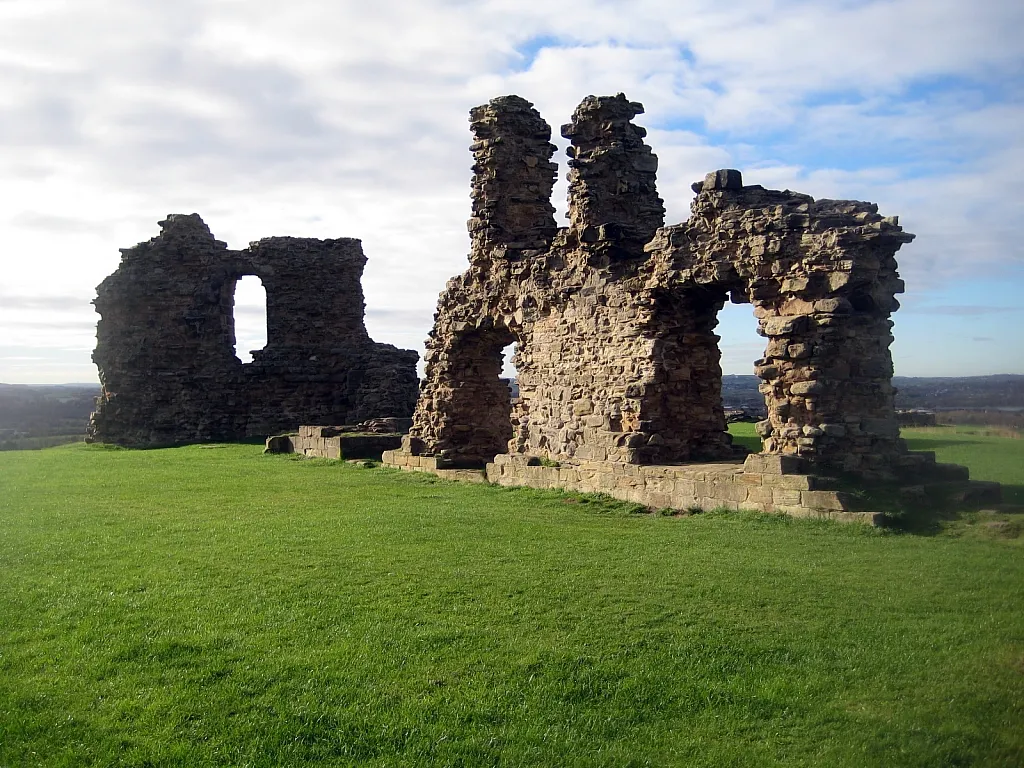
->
[1,434,1022,766]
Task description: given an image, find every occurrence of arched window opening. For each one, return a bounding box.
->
[440,326,516,467]
[232,275,267,363]
[716,296,767,455]
[644,286,767,463]
[717,298,767,421]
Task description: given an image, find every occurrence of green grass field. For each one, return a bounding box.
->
[1,429,1022,766]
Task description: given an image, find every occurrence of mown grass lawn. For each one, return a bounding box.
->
[1,434,1022,767]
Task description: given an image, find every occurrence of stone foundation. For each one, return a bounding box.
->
[267,425,403,460]
[384,448,879,523]
[487,454,878,523]
[380,448,491,483]
[381,447,1000,524]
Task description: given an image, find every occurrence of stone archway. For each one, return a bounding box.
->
[640,284,748,464]
[425,321,518,467]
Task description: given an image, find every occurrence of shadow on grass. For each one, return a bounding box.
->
[903,438,986,450]
[883,508,959,536]
[730,434,762,453]
[85,437,269,451]
[1000,484,1024,507]
[880,483,1024,537]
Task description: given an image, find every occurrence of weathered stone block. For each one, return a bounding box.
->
[772,488,803,506]
[745,485,774,505]
[775,474,815,491]
[647,492,672,509]
[744,453,805,475]
[703,169,743,191]
[761,315,810,337]
[801,490,852,511]
[716,483,750,503]
[790,381,826,396]
[264,434,294,454]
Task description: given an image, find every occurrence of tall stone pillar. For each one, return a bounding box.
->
[467,95,558,259]
[749,213,911,477]
[562,93,665,256]
[408,96,558,465]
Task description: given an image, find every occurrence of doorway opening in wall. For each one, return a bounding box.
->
[716,296,767,454]
[646,286,766,463]
[441,325,516,467]
[232,275,267,364]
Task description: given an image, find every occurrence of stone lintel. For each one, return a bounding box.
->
[703,169,743,191]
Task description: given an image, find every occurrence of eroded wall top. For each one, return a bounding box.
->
[89,214,418,447]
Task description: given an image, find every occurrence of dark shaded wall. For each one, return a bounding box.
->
[88,214,418,447]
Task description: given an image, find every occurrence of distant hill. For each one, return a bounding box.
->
[0,384,100,444]
[3,375,1022,445]
[517,374,1024,418]
[892,375,1024,410]
[721,374,1024,415]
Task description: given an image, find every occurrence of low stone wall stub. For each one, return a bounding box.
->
[380,450,488,483]
[897,410,938,427]
[265,428,402,460]
[381,448,881,524]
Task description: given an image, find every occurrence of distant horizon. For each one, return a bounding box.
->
[5,372,1024,389]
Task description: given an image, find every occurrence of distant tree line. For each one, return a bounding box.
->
[1,376,1021,448]
[0,384,99,444]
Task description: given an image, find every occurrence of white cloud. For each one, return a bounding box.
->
[0,0,1021,382]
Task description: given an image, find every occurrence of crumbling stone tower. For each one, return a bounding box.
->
[401,93,919,479]
[89,214,419,447]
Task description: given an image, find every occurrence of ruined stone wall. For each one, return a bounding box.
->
[642,175,912,475]
[89,214,418,447]
[517,288,657,464]
[410,95,556,466]
[400,93,918,479]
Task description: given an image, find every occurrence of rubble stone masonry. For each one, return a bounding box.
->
[385,93,993,518]
[88,214,418,447]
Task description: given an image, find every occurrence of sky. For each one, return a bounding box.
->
[1,0,1022,384]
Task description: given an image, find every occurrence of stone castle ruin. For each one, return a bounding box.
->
[87,91,997,518]
[383,94,997,519]
[88,214,418,447]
